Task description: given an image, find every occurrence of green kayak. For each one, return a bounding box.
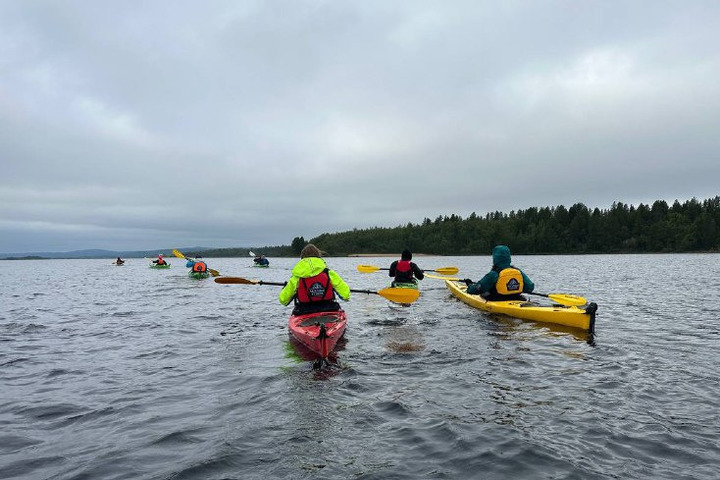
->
[188,271,210,279]
[149,263,171,269]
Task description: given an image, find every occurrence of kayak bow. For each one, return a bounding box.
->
[288,310,347,363]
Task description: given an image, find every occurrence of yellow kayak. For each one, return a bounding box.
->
[445,280,597,332]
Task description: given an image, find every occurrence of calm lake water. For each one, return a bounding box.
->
[2,254,719,479]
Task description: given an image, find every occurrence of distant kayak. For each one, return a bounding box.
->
[149,263,171,269]
[288,310,347,363]
[445,280,597,332]
[252,264,269,268]
[112,262,125,266]
[188,271,210,279]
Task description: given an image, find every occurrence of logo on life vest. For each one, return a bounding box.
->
[505,278,520,292]
[308,282,326,298]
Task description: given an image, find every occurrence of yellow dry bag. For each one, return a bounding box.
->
[496,268,524,295]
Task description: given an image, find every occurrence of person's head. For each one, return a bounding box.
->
[158,254,163,259]
[401,249,412,260]
[300,244,322,259]
[491,245,512,268]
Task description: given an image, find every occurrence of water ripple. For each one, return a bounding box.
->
[0,255,719,479]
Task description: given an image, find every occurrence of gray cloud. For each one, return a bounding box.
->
[2,1,719,253]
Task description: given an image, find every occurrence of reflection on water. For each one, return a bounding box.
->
[1,255,719,479]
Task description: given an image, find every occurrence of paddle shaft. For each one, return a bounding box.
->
[527,292,554,300]
[255,280,384,296]
[358,265,457,274]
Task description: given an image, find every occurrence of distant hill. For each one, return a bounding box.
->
[0,245,291,260]
[4,195,718,259]
[0,247,209,260]
[2,255,47,260]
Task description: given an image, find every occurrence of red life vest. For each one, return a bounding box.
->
[192,261,207,273]
[156,258,166,265]
[297,269,335,303]
[394,259,413,282]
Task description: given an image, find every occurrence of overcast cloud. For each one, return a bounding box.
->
[1,0,719,253]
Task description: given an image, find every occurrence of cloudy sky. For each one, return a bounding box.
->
[2,1,719,253]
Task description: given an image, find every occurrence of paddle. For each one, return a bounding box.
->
[424,273,587,306]
[357,264,459,275]
[172,249,220,277]
[214,276,421,304]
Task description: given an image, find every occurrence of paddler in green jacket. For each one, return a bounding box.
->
[463,245,535,301]
[279,244,351,315]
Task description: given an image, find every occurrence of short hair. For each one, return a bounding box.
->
[300,244,323,258]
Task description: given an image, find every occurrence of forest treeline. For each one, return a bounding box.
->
[198,196,720,257]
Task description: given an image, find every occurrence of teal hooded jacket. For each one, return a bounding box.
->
[467,245,534,296]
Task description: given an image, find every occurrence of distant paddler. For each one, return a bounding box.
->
[253,254,270,267]
[388,249,424,288]
[186,256,211,279]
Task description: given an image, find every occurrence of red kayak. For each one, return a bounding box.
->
[288,310,347,362]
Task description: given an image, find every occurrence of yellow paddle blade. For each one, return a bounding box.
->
[425,273,460,280]
[433,266,459,275]
[357,264,381,273]
[546,294,587,306]
[172,249,187,259]
[214,276,259,285]
[377,287,420,304]
[208,268,220,277]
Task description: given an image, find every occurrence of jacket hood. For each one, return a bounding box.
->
[492,245,512,269]
[291,257,328,278]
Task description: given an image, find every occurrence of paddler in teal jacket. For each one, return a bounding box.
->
[463,245,534,300]
[279,244,351,315]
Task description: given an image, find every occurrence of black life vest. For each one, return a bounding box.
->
[296,269,335,303]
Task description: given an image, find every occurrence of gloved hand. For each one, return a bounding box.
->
[463,278,473,286]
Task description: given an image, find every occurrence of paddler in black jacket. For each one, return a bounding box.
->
[388,249,424,287]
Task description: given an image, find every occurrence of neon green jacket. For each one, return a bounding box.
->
[279,257,351,306]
